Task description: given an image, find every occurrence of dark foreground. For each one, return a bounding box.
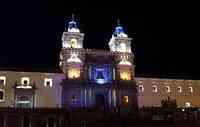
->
[1,107,200,127]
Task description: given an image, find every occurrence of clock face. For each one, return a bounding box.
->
[69,38,77,48]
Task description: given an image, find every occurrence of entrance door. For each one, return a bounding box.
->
[95,94,106,107]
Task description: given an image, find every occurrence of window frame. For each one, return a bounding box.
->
[21,77,30,85]
[177,86,182,93]
[188,86,193,93]
[165,86,170,93]
[0,89,5,102]
[139,85,144,93]
[152,85,158,93]
[44,78,53,87]
[0,76,6,85]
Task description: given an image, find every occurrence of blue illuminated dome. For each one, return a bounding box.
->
[114,26,124,36]
[113,19,128,37]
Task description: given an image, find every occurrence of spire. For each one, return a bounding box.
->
[113,18,128,37]
[65,14,80,33]
[117,18,120,26]
[71,13,75,21]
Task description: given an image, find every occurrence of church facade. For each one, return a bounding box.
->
[0,16,200,109]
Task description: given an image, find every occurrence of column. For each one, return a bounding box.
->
[29,116,32,127]
[46,118,49,127]
[89,88,92,106]
[54,117,56,127]
[112,89,116,107]
[84,88,87,107]
[109,89,111,107]
[3,115,6,127]
[21,116,24,127]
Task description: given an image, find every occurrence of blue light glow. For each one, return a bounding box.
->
[96,79,105,84]
[90,64,112,84]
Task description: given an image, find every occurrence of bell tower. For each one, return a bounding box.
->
[59,14,84,77]
[108,19,132,53]
[108,19,135,81]
[62,14,84,49]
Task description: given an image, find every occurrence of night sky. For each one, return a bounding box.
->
[0,1,200,79]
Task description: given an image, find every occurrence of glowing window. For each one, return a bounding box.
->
[120,71,131,80]
[0,76,6,85]
[185,102,191,108]
[69,38,77,48]
[139,85,144,92]
[0,89,5,102]
[21,77,30,85]
[165,86,170,93]
[152,85,158,93]
[68,68,80,79]
[178,86,182,93]
[44,78,53,87]
[188,87,193,93]
[123,96,129,104]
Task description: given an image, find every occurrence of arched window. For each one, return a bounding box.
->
[177,86,182,93]
[139,85,144,93]
[152,85,158,93]
[0,89,5,102]
[188,87,193,93]
[0,76,6,85]
[165,86,170,93]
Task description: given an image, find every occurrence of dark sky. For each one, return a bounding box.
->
[0,0,200,79]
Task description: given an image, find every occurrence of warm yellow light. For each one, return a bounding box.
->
[68,68,80,79]
[70,38,77,48]
[123,96,129,104]
[120,71,131,80]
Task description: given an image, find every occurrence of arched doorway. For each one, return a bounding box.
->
[95,94,106,107]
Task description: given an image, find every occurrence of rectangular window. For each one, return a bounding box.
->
[44,78,53,87]
[21,77,30,85]
[123,96,129,104]
[24,80,28,85]
[120,71,131,80]
[0,76,6,85]
[0,89,5,102]
[68,68,80,79]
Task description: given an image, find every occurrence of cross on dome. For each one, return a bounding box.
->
[65,14,80,33]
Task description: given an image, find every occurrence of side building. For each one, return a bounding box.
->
[0,71,64,108]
